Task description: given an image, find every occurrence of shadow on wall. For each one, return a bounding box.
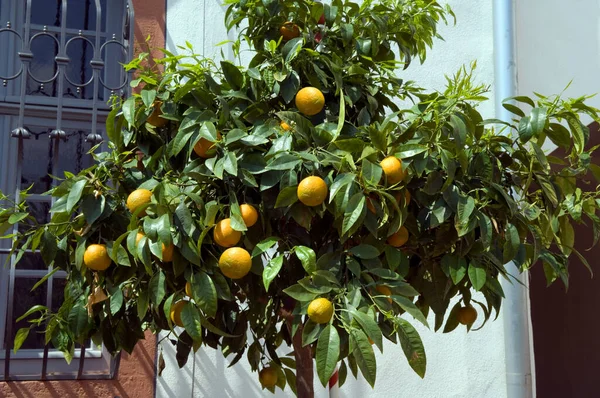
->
[0,332,157,398]
[132,0,167,61]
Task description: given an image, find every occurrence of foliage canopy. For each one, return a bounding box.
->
[2,0,600,394]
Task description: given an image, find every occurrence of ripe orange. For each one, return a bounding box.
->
[457,305,478,325]
[126,189,152,216]
[280,120,291,131]
[240,204,259,227]
[213,218,242,247]
[297,176,328,207]
[307,298,334,324]
[193,132,222,158]
[162,243,175,262]
[170,300,187,327]
[395,190,411,206]
[387,226,409,247]
[295,87,325,116]
[375,285,393,304]
[84,244,112,271]
[259,367,278,388]
[185,281,192,297]
[219,247,252,279]
[135,232,145,245]
[147,101,167,128]
[280,22,300,41]
[380,156,405,185]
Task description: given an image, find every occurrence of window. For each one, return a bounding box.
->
[0,0,133,381]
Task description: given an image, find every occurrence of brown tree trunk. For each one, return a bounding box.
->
[292,323,315,398]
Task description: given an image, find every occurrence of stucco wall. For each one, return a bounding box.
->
[516,0,600,126]
[161,1,506,397]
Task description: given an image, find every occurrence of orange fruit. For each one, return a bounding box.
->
[219,247,252,279]
[259,367,278,388]
[170,300,186,327]
[280,120,291,131]
[193,132,222,158]
[380,156,405,185]
[295,87,325,116]
[307,298,334,324]
[162,243,175,262]
[387,226,409,247]
[213,218,242,247]
[457,305,478,325]
[395,190,411,206]
[185,281,192,297]
[297,176,328,207]
[240,204,259,227]
[375,285,393,304]
[135,232,145,245]
[84,244,112,271]
[366,194,378,214]
[147,101,167,128]
[126,189,152,216]
[280,22,300,41]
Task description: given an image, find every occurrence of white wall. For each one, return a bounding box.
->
[159,1,506,397]
[516,0,600,126]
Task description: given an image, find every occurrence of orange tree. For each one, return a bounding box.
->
[2,0,600,396]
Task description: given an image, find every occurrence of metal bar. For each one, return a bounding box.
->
[4,0,34,379]
[86,0,103,145]
[110,352,121,379]
[42,0,69,380]
[76,345,86,379]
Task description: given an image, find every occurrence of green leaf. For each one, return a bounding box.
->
[81,194,105,224]
[395,144,428,158]
[275,185,299,208]
[252,237,279,257]
[16,304,47,322]
[267,154,302,171]
[13,328,30,353]
[282,37,304,64]
[221,61,244,90]
[295,246,317,274]
[8,212,28,224]
[141,89,156,108]
[468,260,486,291]
[181,302,203,342]
[329,173,355,203]
[122,96,136,127]
[316,324,340,387]
[349,244,380,260]
[342,194,366,236]
[66,180,86,213]
[441,254,467,285]
[263,254,284,292]
[349,309,382,349]
[349,328,376,387]
[149,271,166,306]
[361,160,382,186]
[391,296,429,328]
[68,304,88,337]
[503,223,520,264]
[395,318,426,378]
[110,287,124,315]
[283,284,319,302]
[191,273,218,318]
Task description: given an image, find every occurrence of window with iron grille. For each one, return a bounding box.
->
[0,0,133,381]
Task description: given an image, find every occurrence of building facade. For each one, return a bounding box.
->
[0,0,599,397]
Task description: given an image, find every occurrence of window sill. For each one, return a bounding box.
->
[0,348,103,360]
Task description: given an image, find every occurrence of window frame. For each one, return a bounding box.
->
[0,0,134,381]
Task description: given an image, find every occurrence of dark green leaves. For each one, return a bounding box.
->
[395,318,426,378]
[181,303,203,342]
[349,328,376,387]
[220,61,244,90]
[342,194,366,236]
[263,254,284,291]
[190,273,218,318]
[316,324,340,387]
[295,246,316,274]
[149,271,167,306]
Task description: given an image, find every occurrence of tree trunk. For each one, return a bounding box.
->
[287,319,315,398]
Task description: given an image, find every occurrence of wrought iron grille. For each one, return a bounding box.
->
[0,0,134,381]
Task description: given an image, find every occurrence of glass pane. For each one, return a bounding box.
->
[65,35,96,100]
[51,277,67,312]
[16,253,46,270]
[30,0,62,28]
[21,130,95,194]
[30,0,108,32]
[9,278,47,350]
[27,33,59,97]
